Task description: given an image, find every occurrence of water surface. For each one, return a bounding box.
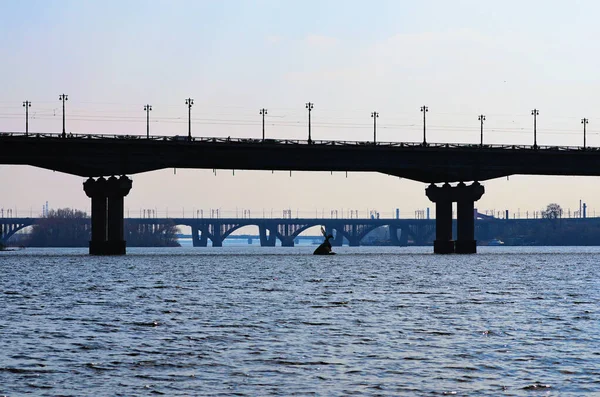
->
[1,246,599,395]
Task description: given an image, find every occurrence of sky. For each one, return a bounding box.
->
[2,0,600,220]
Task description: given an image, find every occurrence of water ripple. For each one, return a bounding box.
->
[1,246,600,395]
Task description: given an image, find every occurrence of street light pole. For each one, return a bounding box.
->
[23,100,31,136]
[420,105,428,145]
[306,102,314,144]
[59,94,68,138]
[478,114,485,146]
[371,111,379,143]
[185,98,194,141]
[531,109,539,149]
[144,104,152,138]
[260,108,267,140]
[582,118,589,149]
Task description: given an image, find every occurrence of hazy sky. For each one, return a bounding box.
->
[3,0,600,219]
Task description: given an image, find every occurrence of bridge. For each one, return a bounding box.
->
[0,217,435,248]
[3,131,600,254]
[5,215,600,248]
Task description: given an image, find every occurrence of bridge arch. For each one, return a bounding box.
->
[221,221,259,240]
[335,223,380,246]
[1,219,36,245]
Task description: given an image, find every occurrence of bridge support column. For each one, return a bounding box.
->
[389,225,407,246]
[259,225,276,246]
[426,182,484,254]
[276,224,297,247]
[325,226,344,247]
[199,225,208,246]
[191,226,203,247]
[84,176,132,255]
[427,183,454,254]
[333,228,344,246]
[399,229,409,246]
[280,237,295,247]
[207,223,224,247]
[455,182,484,254]
[347,237,361,247]
[209,224,223,247]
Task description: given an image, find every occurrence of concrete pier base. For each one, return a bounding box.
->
[454,240,477,254]
[426,182,484,254]
[434,240,455,254]
[89,240,127,255]
[84,176,132,255]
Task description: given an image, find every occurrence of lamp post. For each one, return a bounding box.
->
[420,105,428,145]
[144,104,152,138]
[59,94,68,138]
[582,118,588,149]
[260,108,267,140]
[371,111,379,143]
[478,114,485,146]
[23,100,31,136]
[531,109,539,149]
[306,102,314,144]
[185,98,194,141]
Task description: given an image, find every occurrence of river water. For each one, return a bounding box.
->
[1,246,599,396]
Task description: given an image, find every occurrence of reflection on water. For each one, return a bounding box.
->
[1,246,600,396]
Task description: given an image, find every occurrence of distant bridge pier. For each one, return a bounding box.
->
[84,176,132,255]
[191,225,208,247]
[345,225,361,247]
[191,225,200,246]
[208,223,224,247]
[259,225,276,246]
[426,182,484,254]
[325,226,344,247]
[389,225,408,246]
[332,228,344,246]
[277,224,295,247]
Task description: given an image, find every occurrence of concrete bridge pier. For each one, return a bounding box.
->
[325,226,344,247]
[259,225,276,246]
[84,176,132,255]
[276,224,296,247]
[426,182,484,254]
[339,224,362,246]
[191,225,209,247]
[209,224,223,247]
[280,237,295,247]
[389,225,408,246]
[455,182,484,253]
[347,236,361,247]
[191,226,200,246]
[426,182,454,253]
[399,229,409,246]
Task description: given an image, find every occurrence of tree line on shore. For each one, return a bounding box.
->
[23,208,180,247]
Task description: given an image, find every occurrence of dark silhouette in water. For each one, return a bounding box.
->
[313,227,336,255]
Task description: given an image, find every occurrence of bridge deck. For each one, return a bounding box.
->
[2,132,600,182]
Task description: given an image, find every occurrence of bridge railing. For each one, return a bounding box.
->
[2,131,599,152]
